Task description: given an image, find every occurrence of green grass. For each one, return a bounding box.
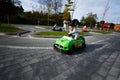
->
[40,26,51,29]
[0,24,23,32]
[92,30,111,34]
[36,31,86,36]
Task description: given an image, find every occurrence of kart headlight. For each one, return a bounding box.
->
[64,47,67,49]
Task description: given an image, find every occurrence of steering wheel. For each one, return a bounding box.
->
[68,34,72,37]
[68,34,74,38]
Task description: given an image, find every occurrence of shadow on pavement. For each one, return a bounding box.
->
[70,44,104,55]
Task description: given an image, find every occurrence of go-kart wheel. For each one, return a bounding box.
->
[69,46,75,54]
[82,42,86,48]
[53,44,57,51]
[68,34,72,37]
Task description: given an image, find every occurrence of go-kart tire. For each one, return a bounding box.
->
[82,42,86,48]
[69,46,75,54]
[59,28,62,31]
[53,44,57,51]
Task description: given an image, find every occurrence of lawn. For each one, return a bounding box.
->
[40,26,52,29]
[0,24,23,32]
[36,31,87,36]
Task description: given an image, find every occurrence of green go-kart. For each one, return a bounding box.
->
[54,34,86,54]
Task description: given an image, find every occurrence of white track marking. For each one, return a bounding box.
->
[0,45,53,50]
[23,35,57,40]
[94,44,109,52]
[0,36,110,50]
[0,33,6,35]
[89,38,110,44]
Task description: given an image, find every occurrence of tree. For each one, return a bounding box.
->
[51,0,63,14]
[38,0,63,25]
[63,0,72,21]
[0,0,23,23]
[80,16,85,25]
[80,13,98,27]
[38,0,63,14]
[63,7,71,21]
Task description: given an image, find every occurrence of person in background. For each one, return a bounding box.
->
[95,24,97,28]
[53,24,57,28]
[82,25,87,32]
[63,20,67,31]
[52,24,57,30]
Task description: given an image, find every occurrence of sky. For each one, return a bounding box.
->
[20,0,120,23]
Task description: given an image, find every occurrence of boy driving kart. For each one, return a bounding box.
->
[68,23,79,40]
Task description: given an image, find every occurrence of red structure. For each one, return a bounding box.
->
[102,23,110,28]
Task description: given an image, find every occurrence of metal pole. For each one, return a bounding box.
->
[71,0,78,20]
[7,15,9,24]
[47,11,49,26]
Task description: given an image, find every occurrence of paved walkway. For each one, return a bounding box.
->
[0,32,120,80]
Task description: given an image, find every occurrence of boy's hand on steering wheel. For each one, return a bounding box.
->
[68,33,72,37]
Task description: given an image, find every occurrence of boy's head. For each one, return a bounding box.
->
[69,23,75,30]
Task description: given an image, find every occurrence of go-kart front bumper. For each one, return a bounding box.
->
[53,44,70,54]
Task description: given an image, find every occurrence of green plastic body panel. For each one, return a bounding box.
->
[54,36,85,51]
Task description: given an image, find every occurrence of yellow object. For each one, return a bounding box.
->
[114,24,120,31]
